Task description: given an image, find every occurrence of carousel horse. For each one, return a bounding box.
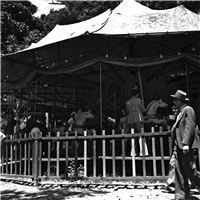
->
[72,110,94,134]
[143,99,168,156]
[144,99,168,130]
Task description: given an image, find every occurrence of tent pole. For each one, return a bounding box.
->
[100,63,103,131]
[52,75,57,128]
[73,72,75,111]
[26,85,30,123]
[138,68,144,104]
[34,80,38,121]
[114,83,117,128]
[185,59,190,104]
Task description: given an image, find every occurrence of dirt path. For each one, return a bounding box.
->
[0,181,199,200]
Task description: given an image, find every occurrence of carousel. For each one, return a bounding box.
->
[1,0,200,184]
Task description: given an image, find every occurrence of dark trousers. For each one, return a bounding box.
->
[175,144,200,199]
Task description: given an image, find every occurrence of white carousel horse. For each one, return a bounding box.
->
[137,99,168,157]
[144,99,168,129]
[72,110,94,134]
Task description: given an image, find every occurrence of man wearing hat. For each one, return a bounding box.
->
[170,90,200,200]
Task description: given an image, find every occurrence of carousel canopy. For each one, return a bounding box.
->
[1,0,200,107]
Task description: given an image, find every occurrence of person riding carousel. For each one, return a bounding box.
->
[125,86,149,156]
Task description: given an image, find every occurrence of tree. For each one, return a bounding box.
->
[39,1,120,33]
[1,1,45,54]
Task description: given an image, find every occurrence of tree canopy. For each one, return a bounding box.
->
[1,1,45,54]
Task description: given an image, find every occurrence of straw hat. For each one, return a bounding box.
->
[170,90,189,101]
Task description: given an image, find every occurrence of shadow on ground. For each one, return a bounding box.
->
[162,189,200,200]
[1,187,109,200]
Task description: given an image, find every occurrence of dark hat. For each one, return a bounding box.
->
[170,90,189,101]
[131,88,140,96]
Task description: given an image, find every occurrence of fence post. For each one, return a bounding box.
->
[30,128,42,186]
[196,126,200,171]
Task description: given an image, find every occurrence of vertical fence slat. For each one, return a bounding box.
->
[121,129,126,177]
[112,129,116,177]
[56,131,60,177]
[24,133,27,175]
[33,137,39,186]
[131,128,136,176]
[84,130,87,177]
[14,135,17,174]
[38,137,42,177]
[141,128,146,177]
[74,131,78,180]
[102,130,106,177]
[65,131,69,178]
[151,127,157,176]
[19,134,22,175]
[32,137,35,177]
[10,135,13,174]
[27,135,31,176]
[196,126,200,171]
[47,132,51,177]
[159,127,165,176]
[5,135,9,174]
[167,126,172,156]
[93,130,96,177]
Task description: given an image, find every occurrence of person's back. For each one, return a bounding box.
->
[126,95,145,125]
[125,89,148,156]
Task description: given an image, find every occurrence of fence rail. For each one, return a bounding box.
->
[1,126,200,186]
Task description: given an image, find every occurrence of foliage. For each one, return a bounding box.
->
[43,161,84,178]
[68,160,84,178]
[39,1,120,33]
[1,1,45,54]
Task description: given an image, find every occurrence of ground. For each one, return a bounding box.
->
[0,181,200,200]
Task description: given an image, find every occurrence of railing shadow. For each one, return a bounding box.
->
[0,184,109,200]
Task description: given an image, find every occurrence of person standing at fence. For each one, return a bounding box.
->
[0,126,6,162]
[125,87,148,156]
[166,104,180,192]
[170,89,200,200]
[119,106,128,133]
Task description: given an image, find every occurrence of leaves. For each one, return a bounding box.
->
[1,1,44,54]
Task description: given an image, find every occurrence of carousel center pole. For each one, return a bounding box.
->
[100,63,103,131]
[185,58,190,104]
[73,72,75,111]
[138,67,144,104]
[34,80,38,121]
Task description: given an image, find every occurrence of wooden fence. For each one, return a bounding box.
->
[1,127,200,186]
